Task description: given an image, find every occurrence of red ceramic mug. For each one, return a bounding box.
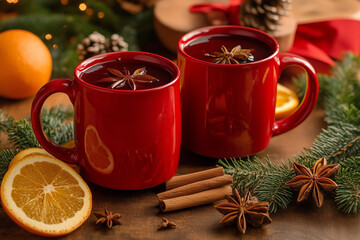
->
[31,51,181,190]
[178,26,318,158]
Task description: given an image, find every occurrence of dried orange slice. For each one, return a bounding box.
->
[84,125,114,174]
[8,148,52,168]
[275,84,299,120]
[1,154,92,237]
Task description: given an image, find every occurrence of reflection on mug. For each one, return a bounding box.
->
[84,125,114,175]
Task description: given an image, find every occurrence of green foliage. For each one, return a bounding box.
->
[7,119,40,149]
[221,53,360,214]
[294,123,360,165]
[335,157,360,214]
[0,0,154,77]
[255,169,294,213]
[0,110,13,134]
[219,157,294,213]
[0,149,19,181]
[0,106,74,181]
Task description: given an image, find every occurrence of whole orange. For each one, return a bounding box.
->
[0,29,52,99]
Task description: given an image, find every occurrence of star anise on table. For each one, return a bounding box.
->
[94,209,122,229]
[285,157,340,207]
[214,189,272,234]
[97,67,159,90]
[157,217,176,231]
[204,45,255,64]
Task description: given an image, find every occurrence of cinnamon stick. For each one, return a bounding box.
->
[158,174,233,200]
[159,185,232,212]
[165,167,224,190]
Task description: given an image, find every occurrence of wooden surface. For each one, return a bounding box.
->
[2,1,360,238]
[1,91,360,240]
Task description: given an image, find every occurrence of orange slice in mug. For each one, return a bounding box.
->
[275,84,299,120]
[84,125,114,174]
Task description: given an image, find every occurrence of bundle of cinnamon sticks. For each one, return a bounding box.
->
[157,167,233,212]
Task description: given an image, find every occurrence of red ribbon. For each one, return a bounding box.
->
[189,0,242,25]
[289,19,360,68]
[189,1,360,73]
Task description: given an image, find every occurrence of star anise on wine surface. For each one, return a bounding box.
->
[94,209,122,228]
[157,217,176,231]
[97,67,159,90]
[285,158,340,208]
[214,189,272,234]
[204,45,255,64]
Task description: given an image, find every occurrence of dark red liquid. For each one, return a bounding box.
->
[184,34,274,63]
[80,59,174,90]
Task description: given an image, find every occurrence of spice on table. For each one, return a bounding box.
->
[285,157,340,207]
[214,189,272,234]
[157,218,176,231]
[165,166,225,190]
[204,45,254,64]
[158,167,233,212]
[94,209,122,229]
[158,174,233,200]
[160,185,232,212]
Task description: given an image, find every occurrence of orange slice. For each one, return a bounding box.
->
[1,154,92,237]
[84,125,114,174]
[8,148,52,169]
[275,84,299,120]
[62,140,75,149]
[8,142,79,173]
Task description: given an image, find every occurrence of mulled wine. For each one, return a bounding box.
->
[184,34,274,63]
[80,59,174,90]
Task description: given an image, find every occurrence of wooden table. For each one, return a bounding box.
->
[1,91,359,240]
[1,0,360,238]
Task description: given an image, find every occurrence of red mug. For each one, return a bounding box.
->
[178,26,318,158]
[31,51,181,190]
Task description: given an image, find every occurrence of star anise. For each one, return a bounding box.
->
[97,67,159,90]
[157,217,176,231]
[214,189,272,234]
[204,45,255,64]
[94,209,122,229]
[285,158,340,207]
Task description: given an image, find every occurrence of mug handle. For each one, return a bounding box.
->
[31,79,78,164]
[273,53,319,136]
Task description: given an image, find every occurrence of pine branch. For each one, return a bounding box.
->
[41,105,73,121]
[219,157,294,213]
[0,110,14,134]
[335,157,360,214]
[40,105,74,145]
[42,119,74,146]
[219,157,278,192]
[255,169,294,213]
[0,149,19,181]
[294,123,360,165]
[7,119,40,149]
[325,104,360,126]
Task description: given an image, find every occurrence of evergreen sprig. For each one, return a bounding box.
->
[335,157,360,214]
[220,53,360,214]
[0,149,19,181]
[0,105,74,181]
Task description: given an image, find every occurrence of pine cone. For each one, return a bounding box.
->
[241,0,292,33]
[108,34,129,52]
[77,31,107,61]
[77,32,129,61]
